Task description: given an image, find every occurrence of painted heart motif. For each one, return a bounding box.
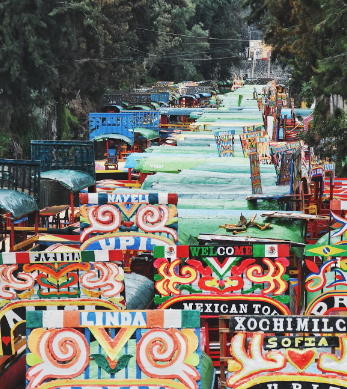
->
[286,348,317,371]
[2,336,11,346]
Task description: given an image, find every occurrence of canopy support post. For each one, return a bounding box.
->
[128,168,132,182]
[69,193,75,225]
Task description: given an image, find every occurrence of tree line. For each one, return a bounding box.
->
[0,0,244,157]
[243,0,347,175]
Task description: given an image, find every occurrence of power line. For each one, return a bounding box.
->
[136,27,249,42]
[72,48,241,62]
[181,56,237,61]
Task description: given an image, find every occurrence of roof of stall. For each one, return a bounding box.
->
[124,152,234,169]
[124,273,154,310]
[41,170,95,192]
[178,95,196,100]
[127,104,153,110]
[177,209,305,247]
[150,102,160,109]
[160,108,205,116]
[112,186,290,199]
[0,189,38,219]
[94,133,134,145]
[135,156,250,172]
[142,171,277,189]
[177,198,281,211]
[134,128,159,140]
[198,92,212,97]
[190,163,276,174]
[145,146,218,154]
[140,182,290,197]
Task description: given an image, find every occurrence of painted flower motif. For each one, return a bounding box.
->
[198,275,244,294]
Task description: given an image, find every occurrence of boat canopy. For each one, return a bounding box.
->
[190,112,204,119]
[150,102,160,109]
[178,209,305,247]
[146,146,218,154]
[160,108,204,116]
[135,156,250,173]
[127,104,153,111]
[178,95,196,100]
[281,108,293,119]
[198,92,212,97]
[134,128,159,140]
[142,171,277,189]
[124,273,154,309]
[0,189,38,219]
[41,170,95,192]
[94,133,134,146]
[102,104,123,112]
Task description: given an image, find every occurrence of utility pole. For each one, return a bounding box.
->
[251,57,256,79]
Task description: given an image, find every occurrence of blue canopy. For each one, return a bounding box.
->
[124,153,148,169]
[281,108,292,119]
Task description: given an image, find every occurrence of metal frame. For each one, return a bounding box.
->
[89,112,160,141]
[0,159,41,201]
[31,140,95,178]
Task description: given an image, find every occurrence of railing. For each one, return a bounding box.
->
[102,93,123,106]
[151,92,170,103]
[123,92,152,104]
[151,93,160,102]
[89,112,160,141]
[31,141,95,178]
[0,159,40,200]
[159,92,169,102]
[103,91,159,106]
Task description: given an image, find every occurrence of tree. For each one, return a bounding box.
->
[242,0,347,175]
[192,0,243,79]
[130,0,244,82]
[0,0,145,148]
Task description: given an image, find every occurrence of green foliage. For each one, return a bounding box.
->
[243,0,347,175]
[0,129,11,157]
[131,0,243,81]
[0,0,244,148]
[301,99,347,176]
[298,81,315,108]
[0,0,139,137]
[91,354,133,374]
[56,101,78,140]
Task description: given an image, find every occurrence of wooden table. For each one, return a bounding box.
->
[40,205,70,228]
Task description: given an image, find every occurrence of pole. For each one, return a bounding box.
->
[328,212,331,245]
[69,192,75,225]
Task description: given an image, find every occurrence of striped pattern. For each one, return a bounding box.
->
[0,250,124,264]
[79,192,178,205]
[153,245,189,258]
[253,244,290,257]
[330,200,347,210]
[27,310,200,329]
[324,177,347,200]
